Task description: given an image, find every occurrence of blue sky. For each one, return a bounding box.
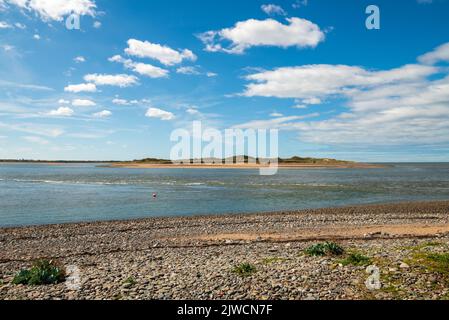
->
[1,0,449,161]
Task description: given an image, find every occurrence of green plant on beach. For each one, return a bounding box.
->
[412,252,449,275]
[12,259,66,286]
[305,242,345,257]
[339,253,372,266]
[232,263,257,276]
[123,276,137,286]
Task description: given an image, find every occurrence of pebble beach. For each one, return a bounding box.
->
[1,201,449,300]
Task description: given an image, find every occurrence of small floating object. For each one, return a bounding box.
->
[152,193,158,199]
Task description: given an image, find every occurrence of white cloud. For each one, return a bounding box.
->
[302,97,322,105]
[72,99,96,107]
[132,62,169,78]
[24,136,49,145]
[47,106,74,117]
[292,0,308,9]
[234,114,319,130]
[186,107,200,115]
[58,99,70,104]
[270,112,283,117]
[206,72,218,77]
[261,4,286,16]
[33,34,40,40]
[92,110,111,118]
[1,44,14,52]
[109,54,169,78]
[198,17,325,54]
[244,64,436,99]
[14,22,26,29]
[93,21,101,28]
[84,73,138,87]
[64,83,97,93]
[237,42,449,147]
[112,98,129,105]
[125,39,197,66]
[418,42,449,65]
[0,21,12,28]
[74,56,85,63]
[2,0,96,22]
[176,66,200,75]
[145,107,174,121]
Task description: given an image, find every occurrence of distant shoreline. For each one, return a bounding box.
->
[0,160,388,169]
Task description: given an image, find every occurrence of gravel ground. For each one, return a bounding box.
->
[1,201,449,300]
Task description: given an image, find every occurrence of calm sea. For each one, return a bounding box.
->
[1,163,449,227]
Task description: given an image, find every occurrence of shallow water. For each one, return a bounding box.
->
[1,163,449,227]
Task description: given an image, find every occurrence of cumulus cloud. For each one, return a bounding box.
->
[47,106,74,117]
[74,56,86,63]
[72,99,96,107]
[109,55,168,78]
[418,42,449,65]
[125,39,196,66]
[1,0,96,22]
[261,4,286,16]
[64,83,97,93]
[92,110,111,118]
[198,17,325,54]
[84,73,138,87]
[237,42,449,147]
[15,22,26,29]
[292,0,308,9]
[243,64,437,99]
[176,66,200,75]
[186,107,200,115]
[145,107,174,121]
[112,98,129,105]
[0,21,12,28]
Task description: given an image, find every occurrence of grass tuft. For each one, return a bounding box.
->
[232,263,257,276]
[12,259,66,286]
[123,276,137,286]
[339,253,372,266]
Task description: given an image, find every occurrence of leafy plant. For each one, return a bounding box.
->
[305,242,345,256]
[324,242,345,256]
[232,263,257,276]
[12,259,66,286]
[305,243,327,256]
[340,253,372,266]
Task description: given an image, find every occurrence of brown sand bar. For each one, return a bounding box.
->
[1,201,449,300]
